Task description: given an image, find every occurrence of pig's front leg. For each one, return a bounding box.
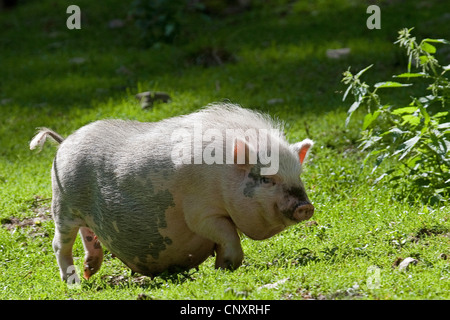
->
[183,201,243,269]
[207,217,244,270]
[213,233,244,270]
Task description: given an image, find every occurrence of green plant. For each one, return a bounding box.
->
[342,28,450,205]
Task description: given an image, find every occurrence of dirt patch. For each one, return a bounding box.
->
[1,196,52,237]
[409,226,450,243]
[392,257,404,268]
[291,288,326,300]
[101,274,152,287]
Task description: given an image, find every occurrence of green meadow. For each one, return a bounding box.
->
[1,0,449,299]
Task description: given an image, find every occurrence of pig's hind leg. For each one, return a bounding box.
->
[52,221,80,282]
[79,227,103,279]
[52,203,102,282]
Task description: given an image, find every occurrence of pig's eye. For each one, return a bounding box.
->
[260,177,273,184]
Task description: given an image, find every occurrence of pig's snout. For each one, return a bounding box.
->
[292,202,314,222]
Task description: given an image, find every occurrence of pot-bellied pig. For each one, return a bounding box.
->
[30,103,314,282]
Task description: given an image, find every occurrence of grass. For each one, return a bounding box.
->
[1,0,450,300]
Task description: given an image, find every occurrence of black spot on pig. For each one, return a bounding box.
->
[139,189,175,260]
[286,186,308,202]
[280,186,310,220]
[97,187,175,264]
[243,165,261,198]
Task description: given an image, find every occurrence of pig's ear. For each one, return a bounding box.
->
[233,138,257,168]
[291,138,314,164]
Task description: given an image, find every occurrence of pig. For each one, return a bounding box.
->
[29,103,314,282]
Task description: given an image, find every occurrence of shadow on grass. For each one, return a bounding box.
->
[81,267,199,296]
[2,0,449,115]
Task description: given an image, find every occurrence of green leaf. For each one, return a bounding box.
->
[422,38,450,45]
[391,106,417,115]
[362,110,381,130]
[394,72,426,78]
[418,95,436,106]
[388,127,407,136]
[402,115,420,126]
[419,55,429,65]
[437,122,450,129]
[398,135,421,160]
[433,112,448,119]
[360,136,382,151]
[342,84,352,102]
[355,64,373,78]
[373,173,388,184]
[407,54,412,73]
[348,100,361,114]
[418,105,430,126]
[345,100,361,127]
[374,81,412,89]
[420,42,436,54]
[429,134,449,159]
[372,152,389,173]
[406,155,421,169]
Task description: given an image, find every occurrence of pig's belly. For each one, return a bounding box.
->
[87,210,215,276]
[112,235,214,276]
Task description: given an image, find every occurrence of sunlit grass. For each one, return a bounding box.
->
[1,0,450,300]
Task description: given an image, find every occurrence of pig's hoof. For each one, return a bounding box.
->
[215,259,240,271]
[83,259,102,279]
[83,265,94,280]
[226,261,238,270]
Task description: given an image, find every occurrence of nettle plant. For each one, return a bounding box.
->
[342,28,450,205]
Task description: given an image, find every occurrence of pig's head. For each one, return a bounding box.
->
[226,137,314,240]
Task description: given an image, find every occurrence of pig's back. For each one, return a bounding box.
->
[53,119,177,205]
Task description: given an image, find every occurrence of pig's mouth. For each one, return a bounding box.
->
[279,201,314,223]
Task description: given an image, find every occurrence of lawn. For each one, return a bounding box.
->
[1,0,450,300]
